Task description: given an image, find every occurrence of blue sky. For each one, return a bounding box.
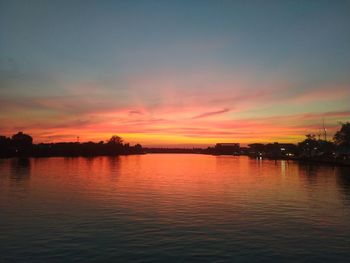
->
[1,0,349,145]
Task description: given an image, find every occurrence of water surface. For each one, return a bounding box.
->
[1,155,350,262]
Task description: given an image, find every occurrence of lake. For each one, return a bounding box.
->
[1,154,350,262]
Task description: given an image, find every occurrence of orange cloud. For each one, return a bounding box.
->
[1,67,349,145]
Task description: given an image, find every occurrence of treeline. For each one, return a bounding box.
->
[202,142,298,157]
[0,133,143,158]
[203,122,350,163]
[1,122,349,161]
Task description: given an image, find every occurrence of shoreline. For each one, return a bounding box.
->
[1,153,350,167]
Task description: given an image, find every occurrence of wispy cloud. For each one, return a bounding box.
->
[129,110,143,115]
[191,108,230,119]
[1,64,349,145]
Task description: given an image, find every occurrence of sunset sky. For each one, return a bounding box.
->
[1,0,349,146]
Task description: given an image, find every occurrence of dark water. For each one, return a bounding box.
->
[1,155,350,262]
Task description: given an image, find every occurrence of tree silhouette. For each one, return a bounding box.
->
[108,135,123,145]
[298,134,318,158]
[334,122,350,146]
[10,132,33,156]
[12,132,33,145]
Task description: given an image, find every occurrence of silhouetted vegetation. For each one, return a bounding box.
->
[334,122,350,146]
[0,133,143,158]
[0,132,33,157]
[248,142,298,158]
[333,122,350,161]
[202,123,350,165]
[298,134,335,159]
[1,123,350,165]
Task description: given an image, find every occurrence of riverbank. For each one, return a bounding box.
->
[245,155,350,167]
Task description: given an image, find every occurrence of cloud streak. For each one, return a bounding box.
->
[191,108,230,119]
[1,64,349,145]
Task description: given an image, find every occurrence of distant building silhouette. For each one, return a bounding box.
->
[214,143,240,155]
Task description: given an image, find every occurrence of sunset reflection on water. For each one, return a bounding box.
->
[1,155,350,262]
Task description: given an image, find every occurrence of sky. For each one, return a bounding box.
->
[1,0,350,146]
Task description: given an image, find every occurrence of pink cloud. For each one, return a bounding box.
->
[1,66,349,145]
[292,85,350,103]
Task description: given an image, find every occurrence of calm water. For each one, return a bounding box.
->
[1,155,350,262]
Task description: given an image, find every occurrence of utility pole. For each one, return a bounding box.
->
[322,118,327,141]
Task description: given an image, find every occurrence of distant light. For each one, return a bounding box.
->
[281,148,285,151]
